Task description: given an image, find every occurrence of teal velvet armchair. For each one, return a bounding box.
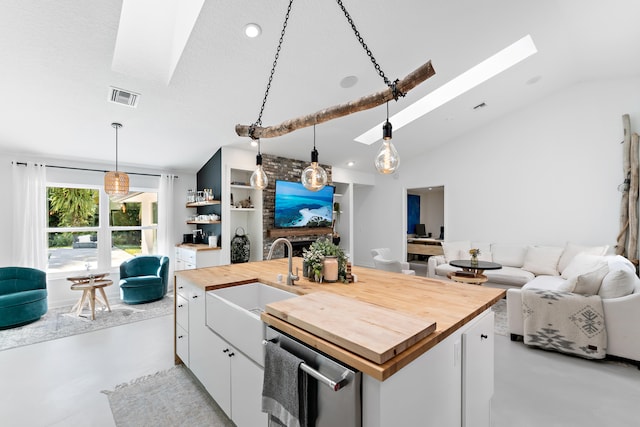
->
[119,256,169,304]
[0,267,48,329]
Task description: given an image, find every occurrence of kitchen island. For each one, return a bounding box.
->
[175,258,504,427]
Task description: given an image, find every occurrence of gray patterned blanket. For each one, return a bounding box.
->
[522,289,607,359]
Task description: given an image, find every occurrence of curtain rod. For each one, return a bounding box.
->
[13,161,178,178]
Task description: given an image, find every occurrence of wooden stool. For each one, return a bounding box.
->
[68,274,113,320]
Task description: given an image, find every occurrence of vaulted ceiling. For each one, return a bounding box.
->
[1,0,639,173]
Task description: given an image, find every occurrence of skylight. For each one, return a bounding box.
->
[354,35,538,145]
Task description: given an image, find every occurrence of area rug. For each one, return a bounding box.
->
[0,295,173,352]
[101,365,234,427]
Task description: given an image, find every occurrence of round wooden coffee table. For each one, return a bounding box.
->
[448,260,502,285]
[447,272,489,285]
[67,273,113,320]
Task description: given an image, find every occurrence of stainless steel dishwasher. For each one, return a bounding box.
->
[265,326,362,427]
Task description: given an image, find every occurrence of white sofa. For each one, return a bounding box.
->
[427,241,609,289]
[507,254,640,365]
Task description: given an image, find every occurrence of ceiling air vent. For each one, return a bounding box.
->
[108,86,140,108]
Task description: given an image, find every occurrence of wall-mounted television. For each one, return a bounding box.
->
[274,180,335,228]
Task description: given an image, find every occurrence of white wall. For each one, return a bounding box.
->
[0,151,196,306]
[353,77,640,267]
[423,190,444,239]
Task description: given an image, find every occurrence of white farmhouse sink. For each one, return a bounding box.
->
[206,282,296,365]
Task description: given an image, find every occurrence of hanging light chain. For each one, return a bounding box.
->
[250,0,295,139]
[335,0,405,101]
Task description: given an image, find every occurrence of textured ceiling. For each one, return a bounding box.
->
[0,0,639,173]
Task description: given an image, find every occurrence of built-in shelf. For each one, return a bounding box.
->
[186,200,221,207]
[230,184,253,189]
[187,220,222,225]
[231,207,256,212]
[268,227,333,238]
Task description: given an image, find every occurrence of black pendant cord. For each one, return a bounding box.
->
[335,0,404,100]
[249,0,295,140]
[114,126,119,171]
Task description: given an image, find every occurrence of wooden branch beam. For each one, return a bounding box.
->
[628,132,639,260]
[616,114,632,255]
[236,60,435,139]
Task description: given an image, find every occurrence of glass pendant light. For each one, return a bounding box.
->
[104,122,130,196]
[250,139,268,190]
[301,125,328,191]
[374,102,400,174]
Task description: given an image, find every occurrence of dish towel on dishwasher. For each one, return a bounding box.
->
[262,341,316,427]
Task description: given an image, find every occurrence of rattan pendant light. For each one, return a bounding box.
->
[104,122,129,196]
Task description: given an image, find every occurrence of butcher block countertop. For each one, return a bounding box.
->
[175,258,505,381]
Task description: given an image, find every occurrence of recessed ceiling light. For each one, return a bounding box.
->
[244,23,262,38]
[340,75,359,88]
[347,161,355,167]
[526,75,542,85]
[354,34,538,145]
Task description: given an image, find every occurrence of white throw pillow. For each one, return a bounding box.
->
[599,269,639,299]
[441,241,471,263]
[522,246,564,276]
[491,244,527,267]
[561,254,607,279]
[557,242,609,274]
[572,264,609,296]
[471,242,493,262]
[557,278,577,292]
[78,235,91,243]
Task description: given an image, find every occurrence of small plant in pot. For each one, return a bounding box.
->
[302,238,348,283]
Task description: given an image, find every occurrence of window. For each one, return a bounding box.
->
[109,192,158,268]
[46,186,158,274]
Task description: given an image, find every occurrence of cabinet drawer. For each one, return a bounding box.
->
[176,282,188,298]
[183,262,196,270]
[181,248,196,264]
[176,294,188,329]
[176,324,189,366]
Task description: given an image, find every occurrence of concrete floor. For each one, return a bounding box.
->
[492,334,640,427]
[0,314,638,426]
[0,315,174,427]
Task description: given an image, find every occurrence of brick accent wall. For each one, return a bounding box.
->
[261,153,332,259]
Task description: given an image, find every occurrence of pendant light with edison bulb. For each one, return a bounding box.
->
[301,125,328,191]
[374,102,400,174]
[250,139,268,190]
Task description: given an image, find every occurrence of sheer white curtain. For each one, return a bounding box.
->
[12,162,47,269]
[158,173,176,260]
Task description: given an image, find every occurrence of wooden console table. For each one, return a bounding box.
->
[407,238,443,258]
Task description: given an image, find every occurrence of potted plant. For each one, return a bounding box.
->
[302,238,348,283]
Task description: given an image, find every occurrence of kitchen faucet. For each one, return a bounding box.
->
[267,238,299,286]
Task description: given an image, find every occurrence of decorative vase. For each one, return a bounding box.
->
[470,254,478,267]
[323,256,339,282]
[302,261,310,278]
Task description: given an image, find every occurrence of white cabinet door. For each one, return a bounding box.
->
[208,330,233,417]
[175,324,189,366]
[231,351,267,427]
[462,310,494,427]
[188,285,223,403]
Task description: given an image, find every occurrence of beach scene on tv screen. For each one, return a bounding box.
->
[274,181,334,228]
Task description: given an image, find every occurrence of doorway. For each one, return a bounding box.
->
[407,186,444,239]
[406,186,445,275]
